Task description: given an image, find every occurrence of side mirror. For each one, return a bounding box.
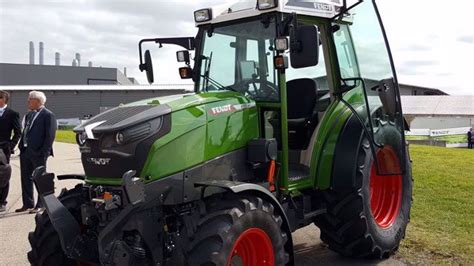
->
[290,25,319,69]
[143,50,154,84]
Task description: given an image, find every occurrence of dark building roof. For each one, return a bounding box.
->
[0,63,138,85]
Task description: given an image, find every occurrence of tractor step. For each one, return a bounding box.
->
[288,164,310,182]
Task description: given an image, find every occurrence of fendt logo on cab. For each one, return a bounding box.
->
[210,104,234,116]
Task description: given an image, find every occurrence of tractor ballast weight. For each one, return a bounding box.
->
[29,0,413,265]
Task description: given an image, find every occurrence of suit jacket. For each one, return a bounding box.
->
[19,107,57,158]
[0,149,11,186]
[0,107,21,152]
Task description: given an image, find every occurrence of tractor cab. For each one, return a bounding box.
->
[139,0,407,192]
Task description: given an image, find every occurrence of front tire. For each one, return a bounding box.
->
[186,194,290,265]
[315,137,413,258]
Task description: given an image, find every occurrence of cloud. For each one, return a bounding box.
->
[457,35,474,44]
[0,0,473,95]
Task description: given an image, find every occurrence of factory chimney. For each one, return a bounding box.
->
[29,41,35,65]
[39,42,44,65]
[55,52,61,66]
[123,67,127,77]
[72,59,78,67]
[75,53,81,67]
[88,61,93,67]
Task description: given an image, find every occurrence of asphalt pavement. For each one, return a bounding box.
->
[0,142,404,265]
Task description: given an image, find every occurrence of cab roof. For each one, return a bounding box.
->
[195,0,348,26]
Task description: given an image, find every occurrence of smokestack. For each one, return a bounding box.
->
[55,52,61,66]
[75,53,81,67]
[88,61,93,67]
[39,42,44,65]
[72,59,78,67]
[123,67,127,77]
[29,41,35,64]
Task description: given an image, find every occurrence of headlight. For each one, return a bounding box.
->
[257,0,277,10]
[102,117,161,149]
[115,132,125,145]
[76,132,87,146]
[194,8,212,23]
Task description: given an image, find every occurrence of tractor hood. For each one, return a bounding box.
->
[75,90,258,182]
[74,91,244,134]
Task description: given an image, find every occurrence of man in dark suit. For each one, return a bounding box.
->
[0,90,21,212]
[16,91,57,213]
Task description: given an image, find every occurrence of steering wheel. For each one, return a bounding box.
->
[235,78,279,101]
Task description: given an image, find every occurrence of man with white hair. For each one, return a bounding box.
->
[16,91,57,214]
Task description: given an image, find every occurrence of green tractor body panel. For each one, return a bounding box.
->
[85,91,258,185]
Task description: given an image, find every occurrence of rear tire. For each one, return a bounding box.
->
[315,136,413,258]
[28,186,84,266]
[186,194,290,265]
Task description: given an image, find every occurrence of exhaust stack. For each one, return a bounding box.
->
[55,52,61,66]
[39,42,44,65]
[29,41,35,65]
[75,53,81,67]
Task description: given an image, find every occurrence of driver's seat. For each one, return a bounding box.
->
[286,78,318,150]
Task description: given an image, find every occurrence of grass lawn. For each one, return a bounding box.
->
[55,130,76,144]
[397,145,474,264]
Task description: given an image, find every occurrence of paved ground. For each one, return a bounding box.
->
[0,142,404,265]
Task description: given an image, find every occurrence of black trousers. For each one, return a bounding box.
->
[0,145,11,205]
[469,141,473,149]
[20,151,47,209]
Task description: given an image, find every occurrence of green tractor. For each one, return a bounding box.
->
[28,0,413,265]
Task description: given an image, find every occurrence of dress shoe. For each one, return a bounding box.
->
[0,204,6,212]
[29,207,45,214]
[15,207,32,213]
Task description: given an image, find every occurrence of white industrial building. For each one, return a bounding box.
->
[402,96,474,129]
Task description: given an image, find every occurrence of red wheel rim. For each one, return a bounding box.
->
[369,147,403,229]
[227,228,274,266]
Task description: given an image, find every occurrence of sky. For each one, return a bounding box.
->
[0,0,473,95]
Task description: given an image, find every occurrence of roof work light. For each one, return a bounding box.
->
[194,9,212,23]
[257,0,278,10]
[275,37,289,51]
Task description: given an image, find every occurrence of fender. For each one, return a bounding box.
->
[195,180,295,265]
[331,112,408,189]
[330,114,365,189]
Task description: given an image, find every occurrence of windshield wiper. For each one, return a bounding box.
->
[199,74,238,93]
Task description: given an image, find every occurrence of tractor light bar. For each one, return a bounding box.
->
[194,8,212,23]
[275,37,288,51]
[257,0,278,10]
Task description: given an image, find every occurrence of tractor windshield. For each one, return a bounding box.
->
[197,18,279,102]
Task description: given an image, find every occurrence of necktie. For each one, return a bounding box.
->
[23,111,36,147]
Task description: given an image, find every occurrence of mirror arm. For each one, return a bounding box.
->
[331,0,364,21]
[288,13,301,53]
[138,37,195,71]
